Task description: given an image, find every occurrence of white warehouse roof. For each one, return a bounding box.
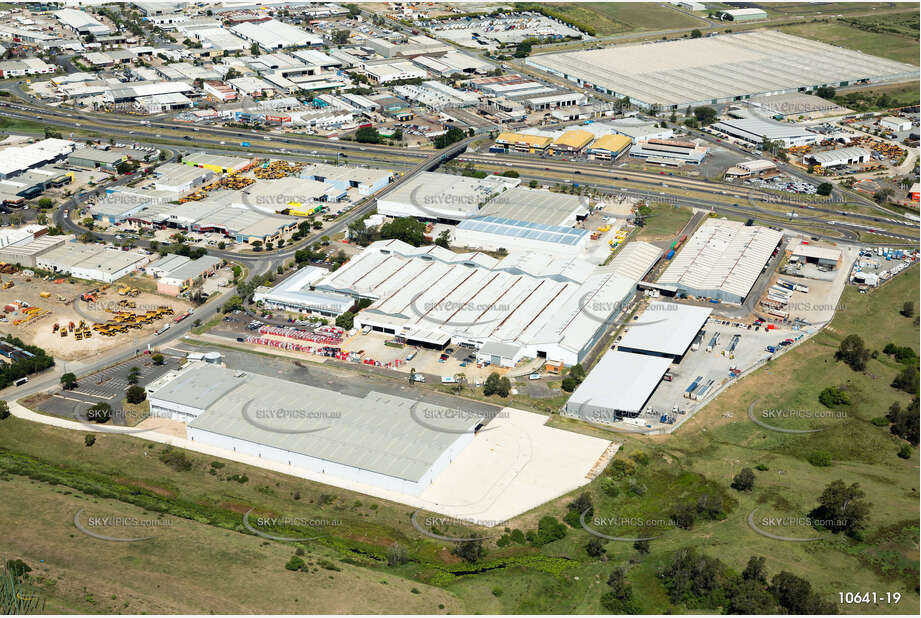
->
[566,350,672,415]
[658,219,783,302]
[618,302,712,357]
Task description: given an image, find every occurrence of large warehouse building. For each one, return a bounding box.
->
[657,219,783,304]
[313,240,637,366]
[253,265,355,316]
[617,302,712,361]
[526,30,918,108]
[563,350,672,423]
[36,242,148,283]
[148,362,478,496]
[375,172,516,222]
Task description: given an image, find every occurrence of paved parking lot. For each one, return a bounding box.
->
[634,318,802,429]
[39,355,183,424]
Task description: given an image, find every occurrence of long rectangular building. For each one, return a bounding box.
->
[526,30,918,108]
[657,219,783,304]
[149,362,478,496]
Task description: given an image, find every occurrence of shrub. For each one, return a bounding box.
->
[897,444,912,459]
[126,384,146,404]
[818,386,850,408]
[807,451,832,467]
[285,555,305,571]
[159,447,193,472]
[84,435,96,447]
[731,468,755,492]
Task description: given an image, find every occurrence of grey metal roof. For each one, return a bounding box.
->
[167,365,479,482]
[458,215,588,246]
[618,302,711,356]
[566,350,672,414]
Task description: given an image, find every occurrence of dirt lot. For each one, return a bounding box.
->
[0,272,191,360]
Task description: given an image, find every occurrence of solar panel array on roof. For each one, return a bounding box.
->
[458,216,587,246]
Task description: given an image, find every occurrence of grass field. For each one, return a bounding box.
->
[779,15,920,65]
[540,3,706,36]
[635,204,694,241]
[1,267,918,613]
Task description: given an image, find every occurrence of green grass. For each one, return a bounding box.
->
[540,2,706,36]
[635,204,695,241]
[779,16,920,65]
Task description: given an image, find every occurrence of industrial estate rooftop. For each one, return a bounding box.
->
[658,219,784,303]
[564,350,673,417]
[527,30,918,107]
[153,364,478,483]
[617,302,712,358]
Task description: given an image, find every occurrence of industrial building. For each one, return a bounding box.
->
[0,226,66,268]
[552,129,595,153]
[146,254,223,296]
[719,8,767,21]
[495,132,553,152]
[803,147,871,168]
[880,116,911,132]
[54,8,112,35]
[563,350,673,422]
[183,152,254,174]
[36,242,147,283]
[586,134,632,160]
[147,362,478,496]
[480,187,588,227]
[299,163,393,196]
[0,138,76,180]
[712,118,819,148]
[749,93,847,118]
[253,265,354,316]
[617,302,712,361]
[364,61,427,84]
[230,19,322,50]
[607,241,663,281]
[629,138,709,165]
[375,172,514,221]
[526,30,918,108]
[153,163,215,196]
[789,243,841,269]
[313,239,637,366]
[67,147,127,172]
[657,219,783,304]
[453,216,589,257]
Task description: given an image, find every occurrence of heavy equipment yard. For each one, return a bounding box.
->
[0,271,191,360]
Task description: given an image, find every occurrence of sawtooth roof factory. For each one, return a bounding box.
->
[526,30,918,108]
[311,239,640,367]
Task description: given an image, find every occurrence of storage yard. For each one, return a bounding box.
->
[527,30,918,108]
[0,270,190,360]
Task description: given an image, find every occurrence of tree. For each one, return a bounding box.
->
[37,197,53,209]
[768,571,834,614]
[731,467,755,491]
[379,217,426,247]
[816,182,833,196]
[355,126,382,144]
[585,537,606,558]
[633,538,650,554]
[693,106,717,125]
[0,400,9,420]
[601,567,638,613]
[483,372,501,396]
[252,240,264,252]
[901,301,914,318]
[332,29,350,45]
[453,538,485,563]
[835,334,869,371]
[513,40,532,58]
[126,384,146,404]
[814,85,836,99]
[434,229,451,249]
[347,218,370,246]
[386,542,408,566]
[87,402,112,424]
[891,365,919,395]
[810,480,871,536]
[335,311,355,330]
[727,577,778,614]
[496,376,511,397]
[690,29,702,38]
[151,353,165,365]
[433,127,465,149]
[84,434,95,447]
[60,372,77,390]
[561,376,579,392]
